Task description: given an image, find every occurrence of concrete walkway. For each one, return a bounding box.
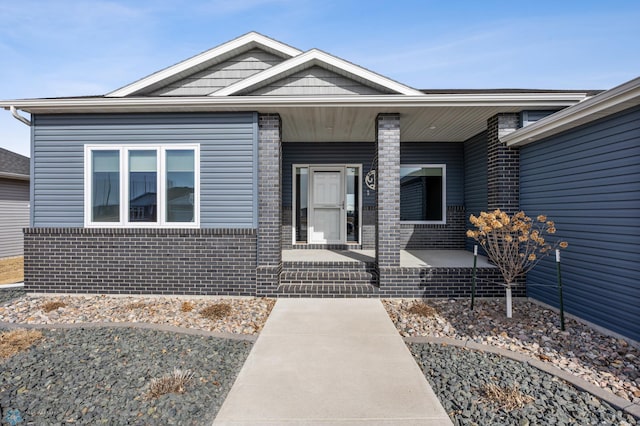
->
[213,299,453,425]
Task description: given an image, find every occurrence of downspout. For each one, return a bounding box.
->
[9,106,31,126]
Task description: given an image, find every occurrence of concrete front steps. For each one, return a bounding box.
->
[277,260,379,297]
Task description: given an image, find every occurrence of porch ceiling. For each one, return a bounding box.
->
[278,105,539,143]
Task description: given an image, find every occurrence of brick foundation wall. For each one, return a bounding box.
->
[400,206,466,249]
[378,267,526,298]
[23,228,257,295]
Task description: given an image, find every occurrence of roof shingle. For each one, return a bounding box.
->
[0,148,30,177]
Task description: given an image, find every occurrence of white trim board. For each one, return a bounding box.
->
[213,49,424,96]
[1,93,588,114]
[106,32,302,98]
[503,76,640,147]
[84,144,200,228]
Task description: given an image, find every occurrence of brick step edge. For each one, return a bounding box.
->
[277,283,380,296]
[282,261,375,271]
[280,271,378,281]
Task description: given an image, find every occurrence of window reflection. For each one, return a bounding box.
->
[400,166,443,221]
[295,167,308,242]
[129,150,157,222]
[92,150,120,222]
[346,167,359,242]
[166,150,195,222]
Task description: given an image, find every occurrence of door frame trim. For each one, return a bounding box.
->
[309,166,345,244]
[292,163,363,245]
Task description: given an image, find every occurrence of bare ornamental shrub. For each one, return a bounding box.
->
[407,302,438,318]
[147,368,194,399]
[481,382,534,410]
[181,301,194,312]
[200,303,232,320]
[41,301,66,313]
[467,210,568,317]
[0,329,43,359]
[124,301,147,310]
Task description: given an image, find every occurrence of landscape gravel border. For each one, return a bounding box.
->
[405,335,640,419]
[0,320,257,341]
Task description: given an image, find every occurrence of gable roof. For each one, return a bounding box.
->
[503,76,640,146]
[213,49,423,96]
[0,148,30,180]
[106,32,302,97]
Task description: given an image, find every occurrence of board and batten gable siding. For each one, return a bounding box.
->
[0,178,30,258]
[151,49,284,96]
[244,66,390,96]
[31,113,257,228]
[463,131,488,251]
[400,142,465,206]
[520,104,640,341]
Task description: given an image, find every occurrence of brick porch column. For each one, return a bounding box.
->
[376,114,401,288]
[487,113,520,214]
[256,113,282,296]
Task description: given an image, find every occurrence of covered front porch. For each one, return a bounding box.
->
[277,248,514,298]
[282,249,494,268]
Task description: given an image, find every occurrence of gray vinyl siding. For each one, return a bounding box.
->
[463,132,488,251]
[282,142,376,207]
[400,142,465,206]
[151,49,284,96]
[32,113,257,228]
[0,200,29,258]
[520,104,640,341]
[0,178,29,201]
[245,66,389,96]
[0,177,29,258]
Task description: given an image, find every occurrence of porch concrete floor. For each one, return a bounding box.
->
[282,249,495,268]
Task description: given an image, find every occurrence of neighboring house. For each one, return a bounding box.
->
[0,148,30,258]
[0,33,637,340]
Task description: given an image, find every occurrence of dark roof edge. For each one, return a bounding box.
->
[420,88,603,96]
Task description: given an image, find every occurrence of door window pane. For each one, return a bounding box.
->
[295,167,308,242]
[92,150,120,222]
[400,166,443,221]
[129,150,157,222]
[346,167,359,242]
[166,150,195,222]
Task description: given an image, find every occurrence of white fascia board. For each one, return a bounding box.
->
[1,93,587,114]
[0,171,29,180]
[504,76,640,147]
[212,49,425,96]
[105,32,302,98]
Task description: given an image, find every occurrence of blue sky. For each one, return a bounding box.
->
[1,0,639,157]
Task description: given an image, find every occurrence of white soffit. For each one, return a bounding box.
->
[504,76,640,147]
[106,32,302,98]
[211,49,425,96]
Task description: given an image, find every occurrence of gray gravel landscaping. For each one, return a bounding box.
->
[0,326,252,425]
[0,289,24,307]
[410,342,638,426]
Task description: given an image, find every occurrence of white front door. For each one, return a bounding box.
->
[309,168,345,244]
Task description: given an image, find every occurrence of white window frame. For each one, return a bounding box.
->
[399,164,447,225]
[84,144,200,228]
